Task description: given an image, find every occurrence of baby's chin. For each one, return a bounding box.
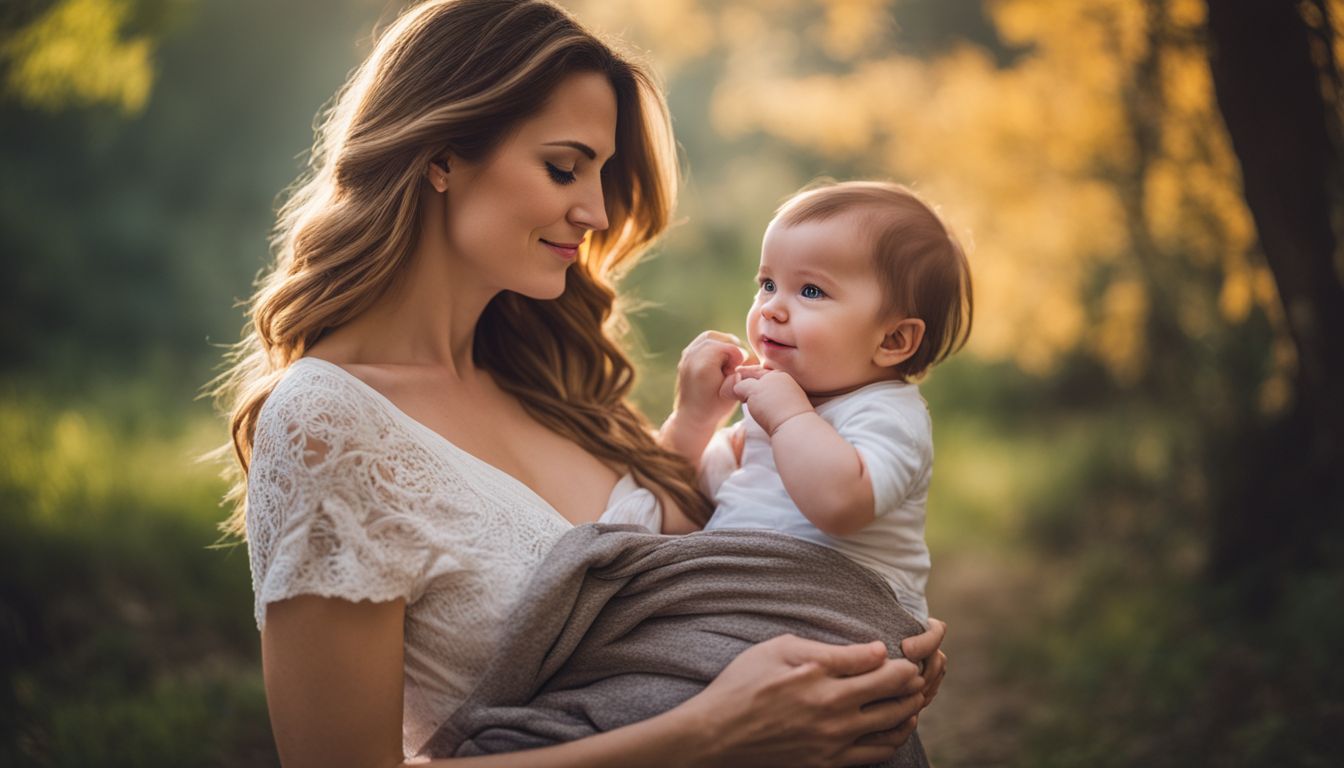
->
[798,373,892,400]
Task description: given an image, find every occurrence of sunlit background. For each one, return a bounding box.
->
[3,0,1342,765]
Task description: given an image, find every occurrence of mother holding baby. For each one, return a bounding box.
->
[218,0,948,765]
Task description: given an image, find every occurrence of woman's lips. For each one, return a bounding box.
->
[541,239,580,261]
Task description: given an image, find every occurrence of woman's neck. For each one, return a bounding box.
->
[314,232,497,380]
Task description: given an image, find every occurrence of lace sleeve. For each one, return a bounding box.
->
[245,373,455,629]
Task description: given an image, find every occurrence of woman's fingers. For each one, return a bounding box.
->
[836,709,920,766]
[853,712,919,749]
[922,651,947,706]
[854,691,924,734]
[900,617,946,666]
[774,635,887,677]
[833,657,924,710]
[834,745,900,767]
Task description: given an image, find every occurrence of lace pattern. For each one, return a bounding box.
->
[246,357,575,755]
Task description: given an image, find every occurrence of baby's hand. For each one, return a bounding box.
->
[733,366,813,436]
[674,331,750,430]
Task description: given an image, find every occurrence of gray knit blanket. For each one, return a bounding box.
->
[420,524,930,767]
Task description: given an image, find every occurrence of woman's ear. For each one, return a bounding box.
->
[425,157,452,193]
[873,317,926,368]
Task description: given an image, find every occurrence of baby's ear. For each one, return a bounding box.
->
[873,317,925,368]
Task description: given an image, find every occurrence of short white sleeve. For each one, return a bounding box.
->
[831,397,931,517]
[246,376,453,629]
[698,424,741,498]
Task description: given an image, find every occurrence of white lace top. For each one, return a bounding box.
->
[245,357,661,757]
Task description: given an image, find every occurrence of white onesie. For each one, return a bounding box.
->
[701,380,933,626]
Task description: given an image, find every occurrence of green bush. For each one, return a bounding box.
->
[0,390,273,767]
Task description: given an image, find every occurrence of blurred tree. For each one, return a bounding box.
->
[581,0,1341,573]
[579,0,1273,525]
[1204,0,1344,577]
[0,0,376,391]
[0,0,187,114]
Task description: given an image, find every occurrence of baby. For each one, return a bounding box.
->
[659,180,973,627]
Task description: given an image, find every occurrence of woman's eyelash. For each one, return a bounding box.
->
[545,162,577,185]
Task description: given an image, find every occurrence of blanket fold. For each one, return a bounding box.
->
[421,525,930,767]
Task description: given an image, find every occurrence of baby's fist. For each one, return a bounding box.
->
[675,331,748,426]
[732,367,812,436]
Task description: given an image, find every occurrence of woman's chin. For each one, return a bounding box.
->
[515,277,569,301]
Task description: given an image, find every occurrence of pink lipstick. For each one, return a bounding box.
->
[540,238,580,261]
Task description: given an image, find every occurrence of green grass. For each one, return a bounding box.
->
[0,389,274,767]
[3,367,1339,767]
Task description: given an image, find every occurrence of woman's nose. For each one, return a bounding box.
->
[569,182,609,232]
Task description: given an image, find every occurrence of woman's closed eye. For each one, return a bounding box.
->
[545,162,577,185]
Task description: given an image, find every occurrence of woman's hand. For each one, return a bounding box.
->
[901,617,948,708]
[677,634,926,768]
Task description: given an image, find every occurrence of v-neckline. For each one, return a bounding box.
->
[294,356,590,528]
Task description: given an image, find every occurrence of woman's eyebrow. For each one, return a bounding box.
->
[543,140,597,160]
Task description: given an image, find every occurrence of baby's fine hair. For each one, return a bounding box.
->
[774,180,973,380]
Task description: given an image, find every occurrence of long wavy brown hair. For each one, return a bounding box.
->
[213,0,711,536]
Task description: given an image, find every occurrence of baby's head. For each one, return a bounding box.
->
[747,180,973,395]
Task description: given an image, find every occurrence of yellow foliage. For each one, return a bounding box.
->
[1095,278,1148,384]
[1167,0,1206,28]
[1219,264,1253,324]
[0,405,112,518]
[814,0,890,60]
[566,0,716,72]
[2,0,155,114]
[573,0,1279,380]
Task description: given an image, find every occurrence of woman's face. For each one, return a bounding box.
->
[439,71,617,299]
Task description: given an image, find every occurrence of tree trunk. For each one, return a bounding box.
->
[1204,0,1344,577]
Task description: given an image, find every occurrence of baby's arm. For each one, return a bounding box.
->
[658,331,747,465]
[733,368,875,537]
[657,331,750,533]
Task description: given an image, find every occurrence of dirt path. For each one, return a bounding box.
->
[916,550,1035,766]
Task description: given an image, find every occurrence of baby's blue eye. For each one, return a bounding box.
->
[801,284,825,299]
[759,278,776,293]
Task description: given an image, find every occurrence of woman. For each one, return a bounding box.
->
[216,1,948,765]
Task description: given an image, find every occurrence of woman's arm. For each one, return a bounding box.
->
[262,596,934,768]
[262,596,406,768]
